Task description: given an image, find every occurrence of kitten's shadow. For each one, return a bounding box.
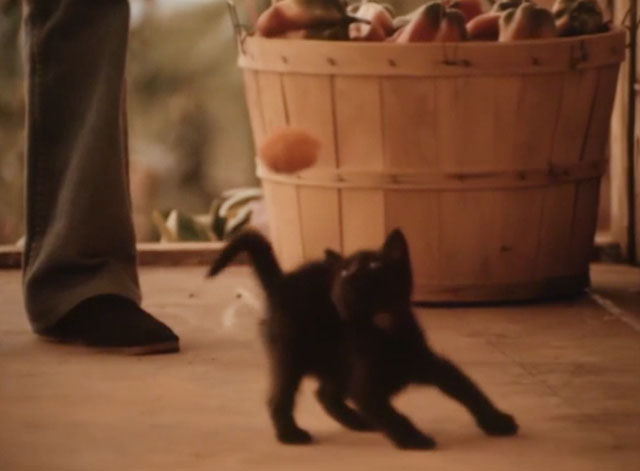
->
[316,427,527,451]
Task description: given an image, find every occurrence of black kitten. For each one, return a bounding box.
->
[208,230,518,449]
[327,229,518,448]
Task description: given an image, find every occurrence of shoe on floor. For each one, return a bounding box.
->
[39,294,180,355]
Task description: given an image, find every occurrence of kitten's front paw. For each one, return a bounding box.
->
[479,411,519,436]
[277,427,313,445]
[394,433,437,450]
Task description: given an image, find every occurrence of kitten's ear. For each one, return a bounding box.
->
[325,249,343,267]
[382,229,410,263]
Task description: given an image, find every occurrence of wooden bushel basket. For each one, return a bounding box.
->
[239,30,626,302]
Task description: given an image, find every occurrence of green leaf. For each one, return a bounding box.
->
[166,209,212,242]
[224,205,253,239]
[218,187,263,218]
[151,210,177,242]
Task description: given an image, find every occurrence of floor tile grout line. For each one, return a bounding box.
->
[486,338,631,446]
[486,338,593,418]
[587,291,640,333]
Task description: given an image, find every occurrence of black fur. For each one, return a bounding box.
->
[208,229,518,448]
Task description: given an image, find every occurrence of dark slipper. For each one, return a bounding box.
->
[39,294,180,355]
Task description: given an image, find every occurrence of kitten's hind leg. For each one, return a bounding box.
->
[352,394,436,449]
[316,379,374,432]
[416,353,518,436]
[268,364,312,444]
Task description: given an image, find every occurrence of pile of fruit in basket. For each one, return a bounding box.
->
[253,0,608,41]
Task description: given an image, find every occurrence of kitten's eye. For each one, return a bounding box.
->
[369,260,382,270]
[340,262,358,277]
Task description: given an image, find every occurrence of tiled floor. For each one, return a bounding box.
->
[1,264,639,471]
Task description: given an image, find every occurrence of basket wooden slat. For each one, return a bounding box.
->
[382,77,438,170]
[282,74,337,168]
[336,77,385,168]
[517,74,564,169]
[491,76,521,171]
[570,179,602,273]
[240,30,626,302]
[243,69,266,146]
[552,69,599,166]
[583,66,621,162]
[536,183,576,279]
[298,187,342,258]
[386,190,440,283]
[493,188,543,283]
[342,189,385,253]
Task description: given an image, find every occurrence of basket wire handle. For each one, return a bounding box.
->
[226,0,249,54]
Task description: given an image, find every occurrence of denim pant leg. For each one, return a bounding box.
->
[22,0,141,333]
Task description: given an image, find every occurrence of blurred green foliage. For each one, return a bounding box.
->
[0,0,263,243]
[125,1,262,240]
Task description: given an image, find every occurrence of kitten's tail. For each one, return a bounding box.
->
[207,230,283,296]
